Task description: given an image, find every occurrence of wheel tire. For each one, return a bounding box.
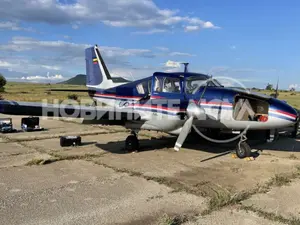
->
[236,142,252,159]
[125,135,139,152]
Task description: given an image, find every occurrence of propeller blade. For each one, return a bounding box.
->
[174,116,194,151]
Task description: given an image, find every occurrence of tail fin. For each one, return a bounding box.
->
[85,45,129,89]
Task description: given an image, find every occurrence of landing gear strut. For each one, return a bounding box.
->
[125,131,140,152]
[236,134,252,159]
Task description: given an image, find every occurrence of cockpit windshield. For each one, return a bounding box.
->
[185,76,222,94]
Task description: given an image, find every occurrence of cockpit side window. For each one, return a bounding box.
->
[185,76,207,94]
[154,76,181,93]
[162,77,181,93]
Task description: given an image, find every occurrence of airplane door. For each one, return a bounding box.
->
[147,74,185,114]
[151,74,184,100]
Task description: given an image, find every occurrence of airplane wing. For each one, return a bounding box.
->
[0,100,141,122]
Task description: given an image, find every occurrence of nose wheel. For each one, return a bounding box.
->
[125,131,140,152]
[236,134,252,159]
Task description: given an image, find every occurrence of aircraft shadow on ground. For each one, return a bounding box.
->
[95,134,237,155]
[80,141,98,146]
[95,133,300,159]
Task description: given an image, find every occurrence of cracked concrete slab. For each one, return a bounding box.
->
[0,152,51,168]
[242,179,300,219]
[184,207,285,225]
[93,146,300,194]
[0,160,206,225]
[0,142,35,157]
[0,142,50,168]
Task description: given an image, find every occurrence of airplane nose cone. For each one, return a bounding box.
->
[269,98,298,125]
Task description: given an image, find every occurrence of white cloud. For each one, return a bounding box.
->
[169,52,196,57]
[203,21,218,29]
[184,25,200,32]
[21,74,64,80]
[184,20,219,32]
[289,84,298,90]
[0,37,155,59]
[0,21,35,32]
[63,35,71,39]
[155,47,196,57]
[0,0,219,32]
[71,24,80,30]
[41,65,61,70]
[156,47,169,52]
[0,60,14,68]
[164,60,181,68]
[230,45,236,50]
[132,29,168,35]
[0,36,196,78]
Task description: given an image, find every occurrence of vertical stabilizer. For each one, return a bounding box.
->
[85,45,129,89]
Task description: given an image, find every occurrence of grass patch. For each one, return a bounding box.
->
[202,169,300,215]
[202,189,254,215]
[288,154,298,160]
[268,174,292,187]
[26,153,106,166]
[26,157,59,166]
[242,205,300,225]
[158,214,190,225]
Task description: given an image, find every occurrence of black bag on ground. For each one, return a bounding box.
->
[60,136,81,147]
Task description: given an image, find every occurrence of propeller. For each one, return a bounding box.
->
[174,75,211,151]
[274,78,279,98]
[174,102,206,151]
[291,110,299,138]
[270,78,279,98]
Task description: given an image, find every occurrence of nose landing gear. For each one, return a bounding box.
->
[235,134,252,159]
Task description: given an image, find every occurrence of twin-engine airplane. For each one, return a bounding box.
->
[0,45,299,158]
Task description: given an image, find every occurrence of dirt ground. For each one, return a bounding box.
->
[0,115,300,225]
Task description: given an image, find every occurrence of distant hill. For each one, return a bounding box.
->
[59,74,86,85]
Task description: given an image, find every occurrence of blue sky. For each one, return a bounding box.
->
[0,0,299,89]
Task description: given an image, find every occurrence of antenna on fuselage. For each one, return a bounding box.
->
[181,63,189,73]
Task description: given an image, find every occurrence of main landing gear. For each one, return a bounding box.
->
[125,131,140,152]
[235,134,252,159]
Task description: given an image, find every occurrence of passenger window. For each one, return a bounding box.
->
[154,77,162,92]
[136,81,150,95]
[136,83,145,94]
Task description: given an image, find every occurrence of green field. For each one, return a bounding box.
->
[1,82,89,104]
[1,82,299,109]
[257,90,300,109]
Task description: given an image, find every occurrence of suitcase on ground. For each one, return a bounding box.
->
[21,117,43,131]
[60,136,81,147]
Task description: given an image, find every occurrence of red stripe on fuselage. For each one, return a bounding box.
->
[270,109,297,118]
